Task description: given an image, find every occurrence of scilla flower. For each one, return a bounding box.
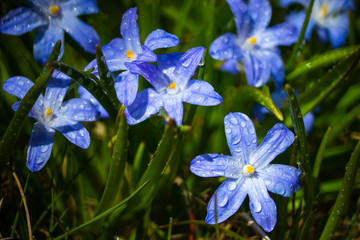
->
[3,71,100,171]
[190,112,300,232]
[209,0,298,88]
[0,0,100,64]
[280,0,354,48]
[86,7,179,106]
[124,47,222,126]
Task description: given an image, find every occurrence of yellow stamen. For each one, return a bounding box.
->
[245,165,255,174]
[126,50,134,60]
[49,5,59,15]
[320,5,328,17]
[248,37,257,44]
[168,81,176,89]
[45,108,52,116]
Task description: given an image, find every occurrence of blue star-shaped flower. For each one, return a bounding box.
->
[252,89,314,133]
[123,47,222,126]
[280,0,354,48]
[3,71,100,171]
[209,0,298,88]
[85,7,179,106]
[0,0,100,64]
[78,85,109,119]
[190,112,300,232]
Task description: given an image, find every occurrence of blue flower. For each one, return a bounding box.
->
[252,89,314,133]
[85,7,179,106]
[123,47,222,126]
[280,0,354,48]
[190,112,300,232]
[209,0,298,88]
[78,86,109,119]
[0,0,100,64]
[2,71,100,171]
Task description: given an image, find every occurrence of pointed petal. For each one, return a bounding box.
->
[137,46,157,62]
[55,98,100,123]
[0,7,46,35]
[256,23,298,48]
[55,122,90,149]
[258,164,301,197]
[206,177,247,224]
[173,46,205,88]
[12,100,44,120]
[220,59,241,74]
[246,177,277,232]
[3,76,34,99]
[26,122,55,172]
[58,14,99,54]
[157,52,184,81]
[121,7,142,54]
[242,53,271,87]
[247,0,272,31]
[61,0,99,15]
[209,33,242,61]
[224,112,257,163]
[78,86,109,118]
[162,95,183,125]
[125,88,162,125]
[182,80,222,106]
[144,29,179,51]
[262,50,285,89]
[190,154,243,178]
[33,24,64,65]
[114,71,139,106]
[226,0,248,35]
[324,14,349,48]
[125,62,170,92]
[43,70,71,110]
[250,123,294,168]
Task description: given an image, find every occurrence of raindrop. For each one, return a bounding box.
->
[227,181,237,191]
[274,182,286,195]
[240,121,246,128]
[251,201,262,212]
[40,144,49,153]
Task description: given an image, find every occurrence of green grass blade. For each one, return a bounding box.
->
[50,61,118,119]
[319,140,360,240]
[313,126,332,183]
[287,45,360,82]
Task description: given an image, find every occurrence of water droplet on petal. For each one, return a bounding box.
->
[40,144,49,153]
[227,181,237,191]
[251,201,262,213]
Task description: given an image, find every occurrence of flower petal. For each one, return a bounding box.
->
[247,0,272,31]
[250,123,295,169]
[323,14,349,48]
[55,122,90,149]
[206,177,247,224]
[242,53,271,87]
[43,70,71,111]
[226,0,248,35]
[162,95,183,125]
[78,86,109,118]
[121,7,142,54]
[224,112,257,163]
[0,7,46,35]
[144,29,179,51]
[220,59,241,75]
[256,23,298,48]
[125,62,170,92]
[157,52,184,80]
[173,46,205,88]
[26,122,55,172]
[262,50,285,89]
[114,70,139,106]
[3,76,34,99]
[279,0,308,7]
[246,176,277,232]
[56,98,100,123]
[304,112,315,134]
[61,0,99,15]
[209,33,242,61]
[12,100,44,120]
[257,164,301,197]
[190,154,243,178]
[125,88,162,125]
[137,45,157,62]
[182,80,223,106]
[33,23,64,65]
[58,14,99,54]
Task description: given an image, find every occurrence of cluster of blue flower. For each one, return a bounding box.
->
[0,0,352,233]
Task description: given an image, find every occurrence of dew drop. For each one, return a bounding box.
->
[251,201,262,212]
[227,181,237,191]
[40,144,49,153]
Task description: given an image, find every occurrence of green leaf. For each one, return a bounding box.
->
[319,140,360,240]
[287,45,360,82]
[52,180,150,240]
[0,67,54,169]
[50,61,118,119]
[313,126,332,183]
[241,85,283,121]
[95,45,119,103]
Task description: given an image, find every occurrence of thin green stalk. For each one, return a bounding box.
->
[285,0,315,71]
[313,127,332,183]
[346,196,360,240]
[319,140,360,240]
[52,180,150,240]
[167,217,173,240]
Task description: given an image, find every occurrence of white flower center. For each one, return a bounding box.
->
[243,164,255,177]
